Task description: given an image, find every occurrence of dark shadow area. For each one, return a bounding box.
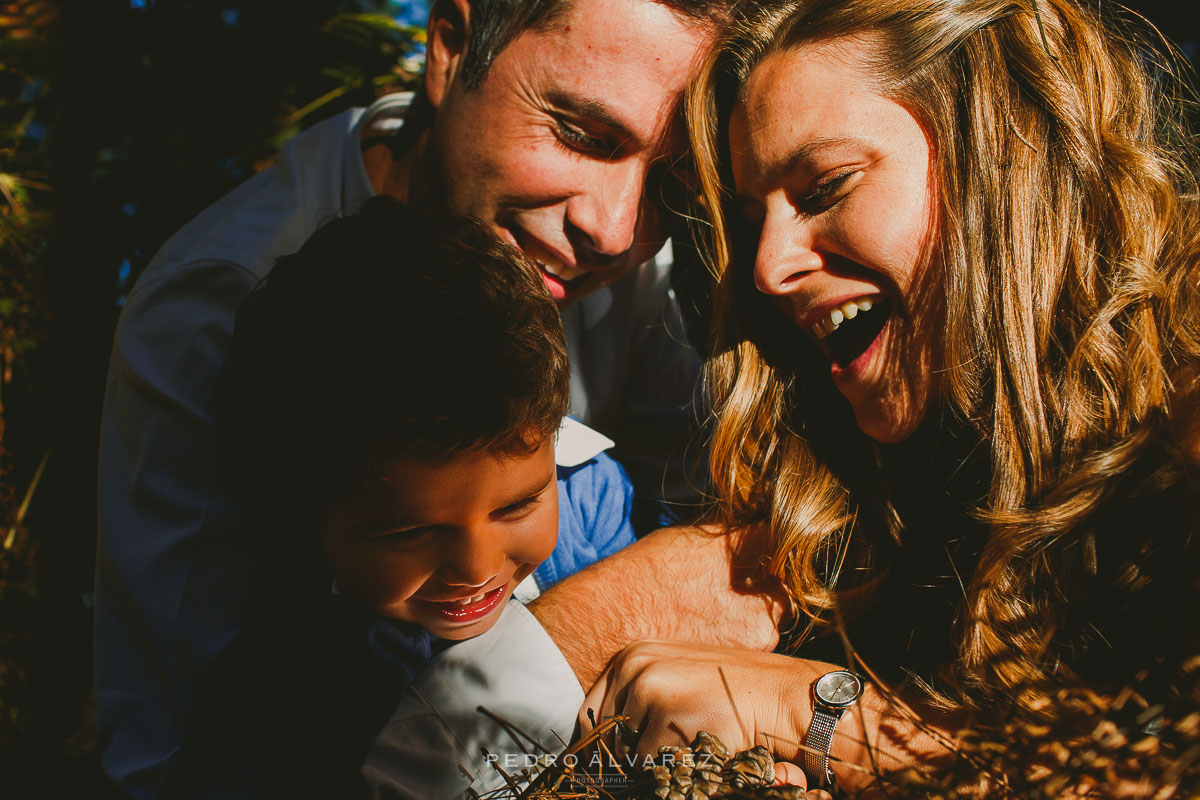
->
[0,0,1194,796]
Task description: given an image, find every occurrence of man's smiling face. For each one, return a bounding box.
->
[421,0,713,306]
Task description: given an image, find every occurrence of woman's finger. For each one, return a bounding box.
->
[773,760,807,789]
[579,661,615,736]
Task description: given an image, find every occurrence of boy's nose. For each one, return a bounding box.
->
[442,577,491,589]
[439,531,506,588]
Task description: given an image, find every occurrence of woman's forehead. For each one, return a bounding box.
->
[729,45,913,189]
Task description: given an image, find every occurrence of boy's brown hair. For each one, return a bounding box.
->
[223,196,570,519]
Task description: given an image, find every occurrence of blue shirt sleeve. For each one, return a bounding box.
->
[533,452,636,590]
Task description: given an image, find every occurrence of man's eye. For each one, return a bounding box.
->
[554,118,608,154]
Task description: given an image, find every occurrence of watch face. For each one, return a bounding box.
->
[815,670,862,708]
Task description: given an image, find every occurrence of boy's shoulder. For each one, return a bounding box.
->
[532,419,636,591]
[554,417,632,503]
[554,416,616,470]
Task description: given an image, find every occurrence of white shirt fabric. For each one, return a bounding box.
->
[95,93,700,797]
[361,601,583,799]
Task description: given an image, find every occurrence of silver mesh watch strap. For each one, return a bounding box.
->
[803,707,841,787]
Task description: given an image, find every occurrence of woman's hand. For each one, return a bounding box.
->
[580,640,951,792]
[580,641,830,784]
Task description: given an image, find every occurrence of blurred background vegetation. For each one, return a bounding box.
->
[0,0,1193,795]
[0,0,426,793]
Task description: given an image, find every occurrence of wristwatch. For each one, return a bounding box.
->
[804,669,864,788]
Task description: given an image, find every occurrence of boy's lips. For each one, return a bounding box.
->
[416,584,508,624]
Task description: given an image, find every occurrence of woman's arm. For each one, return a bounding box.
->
[579,640,957,792]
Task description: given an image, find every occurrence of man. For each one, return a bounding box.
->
[96,0,779,796]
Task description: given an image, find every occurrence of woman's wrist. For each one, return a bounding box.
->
[821,678,957,791]
[828,679,882,788]
[787,666,886,791]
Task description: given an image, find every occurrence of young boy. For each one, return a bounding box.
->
[159,197,636,796]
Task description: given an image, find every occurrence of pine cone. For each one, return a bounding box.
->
[646,732,810,800]
[758,787,810,800]
[721,744,775,790]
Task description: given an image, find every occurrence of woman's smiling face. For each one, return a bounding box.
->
[729,38,941,443]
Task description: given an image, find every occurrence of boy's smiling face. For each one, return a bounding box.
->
[318,436,558,640]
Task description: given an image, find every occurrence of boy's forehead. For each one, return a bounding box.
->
[353,438,557,506]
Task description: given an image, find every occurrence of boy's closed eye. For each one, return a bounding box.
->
[355,474,555,543]
[493,485,553,520]
[357,523,437,544]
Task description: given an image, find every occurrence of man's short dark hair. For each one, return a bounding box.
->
[458,0,734,88]
[223,196,570,517]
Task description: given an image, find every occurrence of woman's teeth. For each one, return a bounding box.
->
[810,294,882,339]
[453,593,486,606]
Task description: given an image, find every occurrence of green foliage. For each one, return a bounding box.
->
[0,0,56,750]
[0,2,54,389]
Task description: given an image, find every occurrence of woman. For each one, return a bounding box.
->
[583,0,1200,791]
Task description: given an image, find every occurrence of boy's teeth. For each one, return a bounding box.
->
[811,294,883,340]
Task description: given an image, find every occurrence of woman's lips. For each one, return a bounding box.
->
[830,313,890,385]
[416,585,508,624]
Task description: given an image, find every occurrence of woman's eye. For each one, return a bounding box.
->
[554,118,608,154]
[799,170,861,211]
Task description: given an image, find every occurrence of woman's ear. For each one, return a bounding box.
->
[425,0,471,109]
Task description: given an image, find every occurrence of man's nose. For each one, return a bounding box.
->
[753,204,822,297]
[565,161,644,259]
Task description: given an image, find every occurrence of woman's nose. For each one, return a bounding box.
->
[753,207,822,296]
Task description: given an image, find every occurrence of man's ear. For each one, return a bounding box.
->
[425,0,471,109]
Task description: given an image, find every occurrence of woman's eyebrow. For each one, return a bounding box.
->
[768,135,873,183]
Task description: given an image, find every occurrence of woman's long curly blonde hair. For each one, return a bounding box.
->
[692,0,1200,701]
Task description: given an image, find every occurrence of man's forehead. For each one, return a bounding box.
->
[515,0,717,144]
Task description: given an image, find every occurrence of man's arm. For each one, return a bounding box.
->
[529,524,785,688]
[96,259,260,798]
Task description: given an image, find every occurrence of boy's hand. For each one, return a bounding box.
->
[526,525,785,688]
